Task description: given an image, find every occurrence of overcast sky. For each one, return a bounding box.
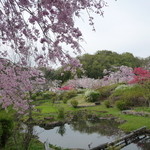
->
[75,0,150,58]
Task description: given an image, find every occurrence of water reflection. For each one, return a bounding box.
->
[34,119,124,149]
[33,111,150,150]
[70,119,122,137]
[57,125,66,136]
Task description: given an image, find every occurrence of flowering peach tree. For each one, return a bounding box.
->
[129,67,150,106]
[0,58,45,114]
[101,66,134,86]
[0,0,106,113]
[0,0,106,68]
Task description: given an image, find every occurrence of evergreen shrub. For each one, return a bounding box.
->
[71,100,78,108]
[85,90,100,102]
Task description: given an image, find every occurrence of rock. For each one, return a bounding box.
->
[122,110,150,117]
[99,117,117,120]
[39,121,66,129]
[95,102,100,105]
[44,117,54,120]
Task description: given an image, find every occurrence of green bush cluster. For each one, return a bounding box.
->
[31,91,57,101]
[115,84,134,91]
[115,100,130,110]
[59,90,77,103]
[84,90,100,102]
[70,100,78,108]
[104,100,111,108]
[77,89,85,94]
[110,84,147,107]
[97,84,119,100]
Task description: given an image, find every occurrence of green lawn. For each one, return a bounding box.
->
[1,95,150,150]
[33,99,150,132]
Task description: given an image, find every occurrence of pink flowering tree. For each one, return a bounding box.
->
[67,77,101,89]
[128,67,150,84]
[67,66,134,89]
[101,66,134,86]
[0,58,46,149]
[0,0,106,112]
[128,67,150,106]
[0,58,45,114]
[0,0,106,68]
[0,0,107,148]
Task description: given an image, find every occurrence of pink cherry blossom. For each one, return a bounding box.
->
[0,0,106,113]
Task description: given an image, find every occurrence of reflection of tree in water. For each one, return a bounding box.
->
[56,110,123,137]
[136,138,150,150]
[70,119,121,137]
[57,125,66,136]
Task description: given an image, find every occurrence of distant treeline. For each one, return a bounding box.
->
[40,50,150,83]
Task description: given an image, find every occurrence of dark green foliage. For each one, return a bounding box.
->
[85,90,100,102]
[31,93,37,100]
[42,92,51,99]
[31,91,57,102]
[98,84,119,100]
[31,91,43,100]
[78,50,142,79]
[63,99,68,104]
[110,84,147,107]
[115,100,130,110]
[70,100,78,108]
[40,50,143,82]
[42,91,57,100]
[77,89,85,94]
[0,118,13,148]
[35,91,43,97]
[57,107,65,119]
[59,90,77,101]
[104,100,111,108]
[35,96,43,100]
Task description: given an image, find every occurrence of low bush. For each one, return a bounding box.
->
[31,93,37,100]
[59,90,77,101]
[115,84,133,91]
[77,89,85,94]
[115,100,130,110]
[42,92,51,99]
[104,100,111,108]
[64,90,77,99]
[110,84,147,107]
[31,91,57,101]
[84,90,100,102]
[63,99,68,104]
[70,100,78,108]
[35,95,43,100]
[97,84,119,100]
[35,91,43,96]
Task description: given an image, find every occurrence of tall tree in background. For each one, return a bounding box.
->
[78,50,142,79]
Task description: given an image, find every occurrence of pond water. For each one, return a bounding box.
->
[33,114,150,150]
[33,119,124,149]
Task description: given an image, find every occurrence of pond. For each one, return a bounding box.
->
[33,118,124,149]
[32,112,150,150]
